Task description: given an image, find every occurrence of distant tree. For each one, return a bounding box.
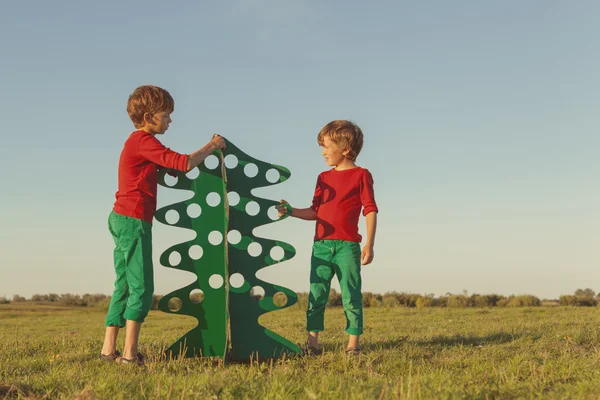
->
[574,288,595,298]
[416,296,433,308]
[560,294,597,307]
[328,289,343,307]
[151,294,164,310]
[382,294,399,307]
[294,292,309,310]
[82,293,109,306]
[362,292,383,308]
[59,293,86,306]
[496,297,512,307]
[48,293,60,302]
[447,294,470,308]
[467,293,504,307]
[507,295,541,307]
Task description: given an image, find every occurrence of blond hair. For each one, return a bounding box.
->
[317,120,364,161]
[127,85,175,128]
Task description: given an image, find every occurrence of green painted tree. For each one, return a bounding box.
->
[155,138,301,361]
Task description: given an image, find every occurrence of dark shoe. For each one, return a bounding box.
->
[345,347,361,356]
[116,353,145,366]
[98,351,121,362]
[302,343,322,357]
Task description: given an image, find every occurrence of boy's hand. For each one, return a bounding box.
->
[275,200,291,218]
[361,244,374,266]
[211,134,226,150]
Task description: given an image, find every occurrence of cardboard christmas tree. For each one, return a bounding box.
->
[155,138,301,361]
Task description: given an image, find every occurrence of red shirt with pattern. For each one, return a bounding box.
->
[310,167,378,243]
[113,130,188,223]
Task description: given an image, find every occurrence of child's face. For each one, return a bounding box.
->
[320,136,348,166]
[147,111,172,135]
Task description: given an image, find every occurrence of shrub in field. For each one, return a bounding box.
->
[507,295,541,307]
[362,292,383,308]
[31,294,49,302]
[47,294,60,302]
[12,295,26,302]
[0,296,9,304]
[151,295,163,310]
[559,295,597,307]
[576,297,598,307]
[59,294,87,306]
[95,296,112,310]
[328,289,343,307]
[416,296,433,308]
[435,295,448,307]
[382,294,400,307]
[370,297,383,308]
[447,295,470,308]
[559,295,574,306]
[82,294,109,306]
[189,291,204,304]
[295,292,309,310]
[496,297,511,307]
[489,294,505,306]
[389,292,421,307]
[575,288,595,298]
[471,294,504,307]
[472,294,489,307]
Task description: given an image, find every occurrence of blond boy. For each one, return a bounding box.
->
[277,120,378,355]
[99,85,225,365]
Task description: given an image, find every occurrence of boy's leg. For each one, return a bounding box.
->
[347,334,360,351]
[121,219,154,359]
[123,320,142,360]
[332,241,363,348]
[306,241,335,347]
[101,326,120,356]
[102,212,130,355]
[307,331,320,349]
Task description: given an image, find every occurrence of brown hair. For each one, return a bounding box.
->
[127,85,175,128]
[317,120,364,161]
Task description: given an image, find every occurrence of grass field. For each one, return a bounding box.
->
[2,304,600,399]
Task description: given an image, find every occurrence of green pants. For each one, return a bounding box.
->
[307,240,363,335]
[105,211,154,327]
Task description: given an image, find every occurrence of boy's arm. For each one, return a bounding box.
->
[291,206,318,220]
[186,135,225,171]
[275,174,321,221]
[360,170,378,265]
[139,134,225,172]
[275,201,317,220]
[361,211,377,265]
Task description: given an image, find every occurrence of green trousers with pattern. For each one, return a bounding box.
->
[105,211,154,327]
[306,240,363,335]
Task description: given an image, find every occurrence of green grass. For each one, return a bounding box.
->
[2,304,600,399]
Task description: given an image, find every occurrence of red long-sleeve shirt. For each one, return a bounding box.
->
[113,130,188,223]
[310,167,378,243]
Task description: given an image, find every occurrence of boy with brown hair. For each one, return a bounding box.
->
[276,120,378,355]
[99,85,226,365]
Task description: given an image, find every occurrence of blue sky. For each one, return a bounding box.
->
[0,1,598,299]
